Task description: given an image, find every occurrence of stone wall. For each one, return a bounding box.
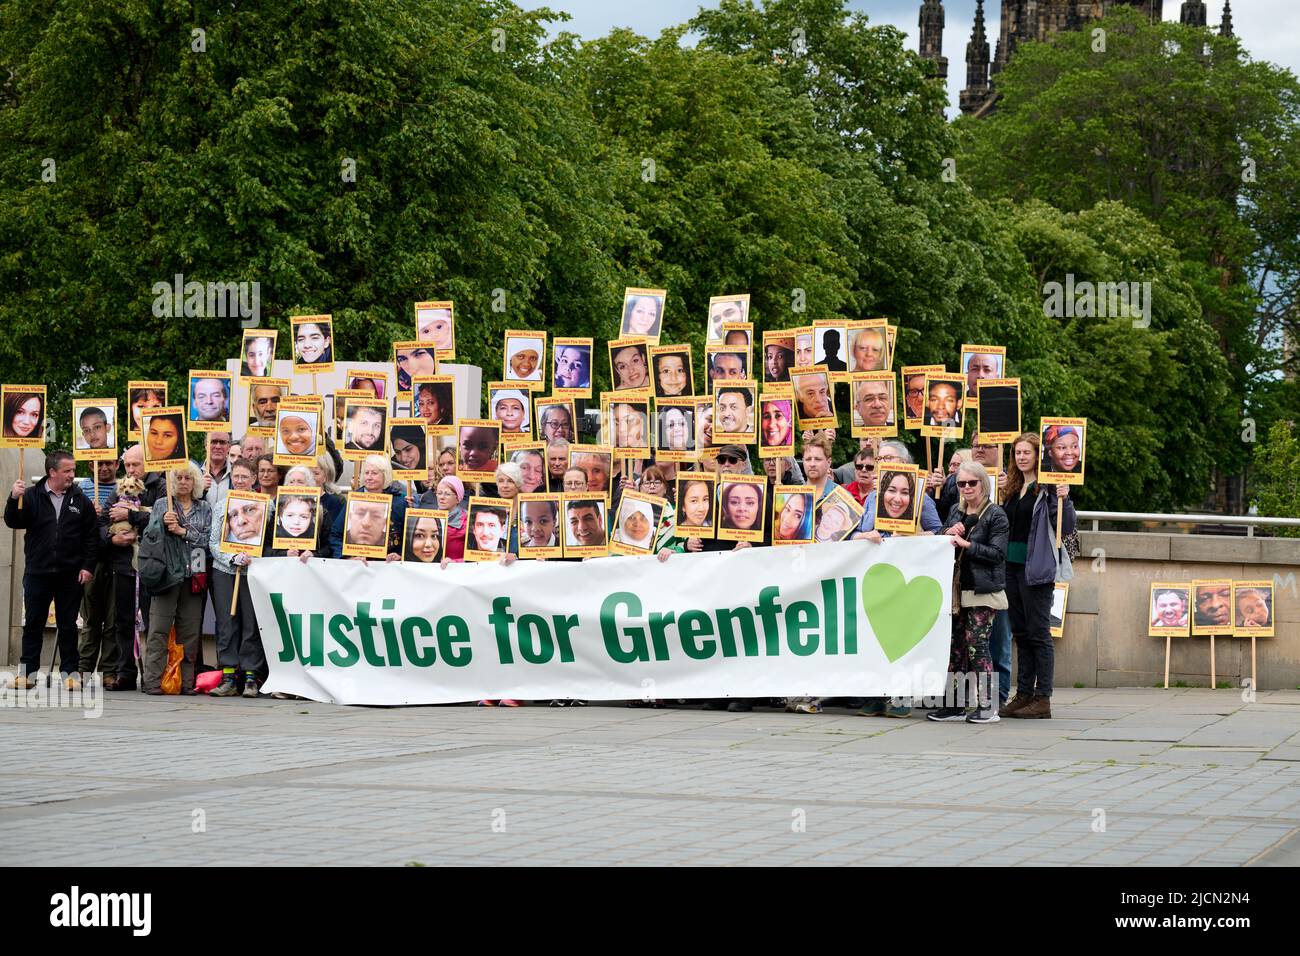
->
[1053,531,1300,690]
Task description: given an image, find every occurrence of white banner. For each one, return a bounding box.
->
[247,538,955,705]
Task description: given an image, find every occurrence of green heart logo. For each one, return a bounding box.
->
[861,563,943,663]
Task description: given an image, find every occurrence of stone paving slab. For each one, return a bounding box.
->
[1,687,1298,865]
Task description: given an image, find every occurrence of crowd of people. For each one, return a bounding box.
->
[4,310,1079,723]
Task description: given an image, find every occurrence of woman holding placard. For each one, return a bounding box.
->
[998,433,1075,720]
[208,459,269,698]
[929,461,1008,724]
[142,463,212,696]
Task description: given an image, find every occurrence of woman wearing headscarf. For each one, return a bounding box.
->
[637,465,681,556]
[419,475,467,562]
[1040,424,1082,475]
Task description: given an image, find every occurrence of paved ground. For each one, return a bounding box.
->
[1,687,1298,866]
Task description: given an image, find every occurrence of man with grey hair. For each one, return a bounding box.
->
[546,438,571,492]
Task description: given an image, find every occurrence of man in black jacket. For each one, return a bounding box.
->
[98,444,164,691]
[4,449,99,689]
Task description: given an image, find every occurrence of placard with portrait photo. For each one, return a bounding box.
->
[126,381,167,443]
[920,372,966,439]
[342,491,392,560]
[900,365,943,431]
[813,319,851,383]
[507,444,548,495]
[272,488,322,552]
[401,508,448,565]
[489,383,533,447]
[1191,579,1233,636]
[610,489,666,557]
[239,330,278,380]
[561,493,609,558]
[874,463,922,535]
[291,315,334,374]
[605,397,651,460]
[515,494,562,559]
[707,294,749,343]
[792,366,836,431]
[608,337,652,396]
[246,378,290,436]
[887,324,898,365]
[411,374,455,437]
[649,344,694,399]
[772,485,814,546]
[187,370,233,433]
[620,287,667,344]
[343,368,390,403]
[793,326,815,370]
[846,319,890,374]
[456,419,502,483]
[961,345,1006,410]
[1050,582,1069,639]
[1232,581,1275,638]
[1040,417,1086,486]
[1148,582,1192,637]
[705,346,749,392]
[693,396,716,451]
[273,402,322,468]
[534,397,577,446]
[552,337,594,399]
[330,389,366,441]
[712,381,757,444]
[219,490,270,557]
[813,485,864,544]
[674,473,716,539]
[415,300,456,359]
[653,400,696,463]
[342,396,389,461]
[393,340,438,397]
[140,406,188,471]
[388,418,429,482]
[717,474,767,543]
[849,371,897,439]
[975,378,1021,445]
[72,399,117,461]
[757,385,795,459]
[567,445,613,495]
[720,321,753,350]
[761,330,796,384]
[503,330,547,390]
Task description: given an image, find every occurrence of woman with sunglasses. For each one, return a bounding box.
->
[927,461,1008,725]
[843,446,875,505]
[998,432,1075,720]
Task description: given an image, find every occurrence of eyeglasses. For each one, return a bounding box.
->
[956,479,981,489]
[209,439,230,446]
[716,455,743,465]
[855,463,875,471]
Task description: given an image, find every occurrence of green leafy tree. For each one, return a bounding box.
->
[1250,421,1300,535]
[956,7,1300,472]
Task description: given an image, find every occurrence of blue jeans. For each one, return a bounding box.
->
[990,610,1012,704]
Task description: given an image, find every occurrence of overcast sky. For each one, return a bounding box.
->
[545,1,1298,118]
